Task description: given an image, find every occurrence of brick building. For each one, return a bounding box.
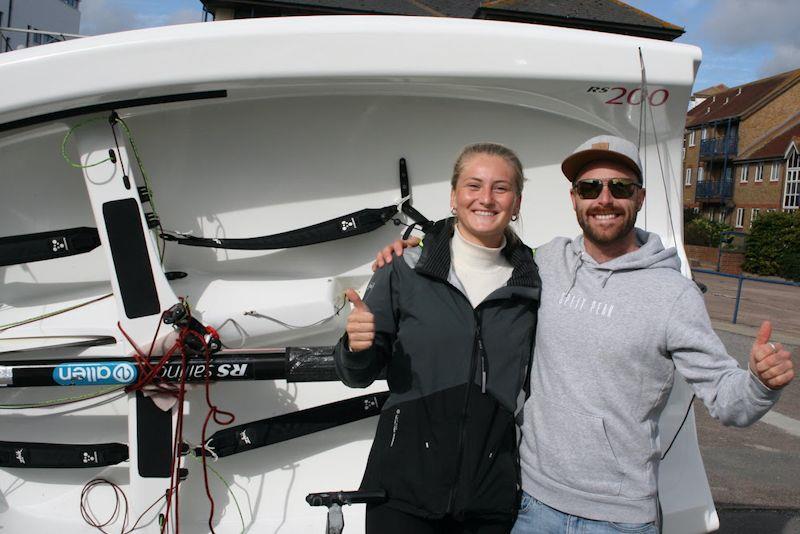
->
[683,68,800,231]
[200,0,684,41]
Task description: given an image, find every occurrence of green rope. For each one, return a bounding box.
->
[61,116,114,168]
[116,117,159,218]
[190,452,246,533]
[0,293,113,333]
[115,116,166,263]
[0,385,124,409]
[61,112,166,263]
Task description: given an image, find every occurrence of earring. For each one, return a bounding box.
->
[451,207,456,215]
[511,214,519,221]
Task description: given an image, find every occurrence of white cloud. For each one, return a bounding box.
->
[700,0,800,80]
[79,0,201,35]
[759,44,800,78]
[79,0,143,35]
[164,9,203,26]
[702,0,800,47]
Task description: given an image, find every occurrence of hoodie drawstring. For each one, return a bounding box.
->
[565,253,584,296]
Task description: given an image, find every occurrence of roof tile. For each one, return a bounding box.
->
[739,121,800,161]
[479,0,681,30]
[686,69,800,128]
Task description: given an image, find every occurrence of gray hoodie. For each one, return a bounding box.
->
[519,229,779,523]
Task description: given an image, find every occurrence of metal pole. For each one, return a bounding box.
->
[732,275,744,324]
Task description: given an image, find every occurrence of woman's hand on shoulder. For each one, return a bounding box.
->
[371,237,422,272]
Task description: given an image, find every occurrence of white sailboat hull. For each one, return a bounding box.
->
[0,16,713,533]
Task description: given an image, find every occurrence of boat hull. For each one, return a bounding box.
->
[0,16,713,533]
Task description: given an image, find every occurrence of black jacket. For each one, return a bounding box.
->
[335,219,540,521]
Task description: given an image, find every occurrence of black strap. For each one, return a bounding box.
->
[0,440,128,468]
[162,158,434,250]
[0,227,100,267]
[197,391,389,458]
[398,158,434,236]
[162,205,398,250]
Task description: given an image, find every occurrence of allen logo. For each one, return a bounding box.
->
[51,237,68,253]
[340,218,357,232]
[363,397,379,411]
[15,449,25,464]
[82,451,99,464]
[239,430,252,445]
[54,362,138,386]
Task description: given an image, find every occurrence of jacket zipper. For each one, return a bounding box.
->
[437,278,503,514]
[447,305,484,514]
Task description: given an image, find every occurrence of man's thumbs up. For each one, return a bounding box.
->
[345,289,375,352]
[749,320,795,390]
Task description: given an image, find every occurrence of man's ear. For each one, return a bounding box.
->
[569,187,578,211]
[636,187,647,211]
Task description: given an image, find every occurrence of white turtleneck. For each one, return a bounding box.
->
[450,225,514,308]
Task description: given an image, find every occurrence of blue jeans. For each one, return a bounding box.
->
[512,492,658,534]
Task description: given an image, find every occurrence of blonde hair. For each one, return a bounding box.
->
[451,143,525,245]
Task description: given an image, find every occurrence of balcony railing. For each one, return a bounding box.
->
[695,179,734,202]
[699,136,738,159]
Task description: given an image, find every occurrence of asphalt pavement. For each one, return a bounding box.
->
[692,272,800,534]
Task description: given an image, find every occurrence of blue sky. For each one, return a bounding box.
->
[625,0,799,90]
[79,0,800,93]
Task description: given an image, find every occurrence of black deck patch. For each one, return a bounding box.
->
[102,199,159,318]
[135,391,172,477]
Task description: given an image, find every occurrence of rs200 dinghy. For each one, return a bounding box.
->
[0,15,712,533]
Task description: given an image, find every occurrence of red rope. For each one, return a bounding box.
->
[81,478,170,534]
[116,305,235,534]
[182,329,236,533]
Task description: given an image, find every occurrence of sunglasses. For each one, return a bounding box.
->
[573,179,641,200]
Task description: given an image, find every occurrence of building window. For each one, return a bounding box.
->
[682,147,686,161]
[770,162,781,181]
[688,130,696,147]
[692,207,700,214]
[685,168,692,186]
[740,164,749,183]
[718,209,726,223]
[701,128,708,140]
[735,208,744,228]
[750,208,760,228]
[785,148,800,210]
[755,162,764,182]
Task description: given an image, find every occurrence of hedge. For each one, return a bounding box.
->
[743,211,800,280]
[684,218,733,247]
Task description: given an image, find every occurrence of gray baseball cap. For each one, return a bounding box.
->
[561,135,643,184]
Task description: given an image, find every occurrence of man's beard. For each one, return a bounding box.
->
[577,209,638,246]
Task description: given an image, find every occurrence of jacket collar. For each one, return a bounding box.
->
[414,218,539,289]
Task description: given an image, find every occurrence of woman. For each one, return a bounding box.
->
[335,143,541,534]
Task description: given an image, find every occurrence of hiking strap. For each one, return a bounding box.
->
[196,391,389,458]
[162,205,399,250]
[162,158,433,250]
[0,440,128,468]
[0,227,100,267]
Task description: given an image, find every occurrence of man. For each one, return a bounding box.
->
[369,135,794,533]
